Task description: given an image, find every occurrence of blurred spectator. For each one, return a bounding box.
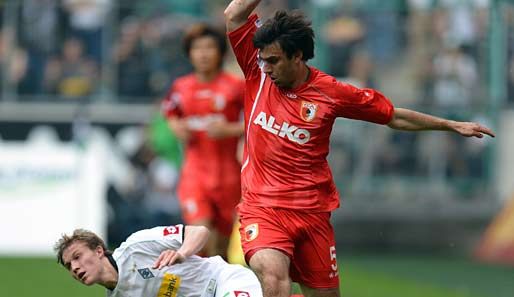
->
[430,41,479,109]
[112,17,150,99]
[112,16,192,102]
[339,50,377,89]
[323,14,366,78]
[63,0,111,64]
[0,28,28,95]
[148,110,183,169]
[18,0,61,95]
[43,37,97,99]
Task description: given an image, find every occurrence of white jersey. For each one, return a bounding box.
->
[107,225,262,297]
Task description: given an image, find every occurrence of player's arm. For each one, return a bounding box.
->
[387,107,495,138]
[153,225,210,269]
[224,0,262,32]
[168,116,192,142]
[206,120,245,139]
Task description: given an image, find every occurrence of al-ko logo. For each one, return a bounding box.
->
[252,111,310,144]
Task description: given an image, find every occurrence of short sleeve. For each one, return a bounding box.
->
[333,80,394,124]
[124,224,185,248]
[161,83,183,118]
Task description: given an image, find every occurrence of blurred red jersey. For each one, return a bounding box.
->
[162,72,244,191]
[228,15,394,212]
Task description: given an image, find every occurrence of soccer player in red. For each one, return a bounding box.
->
[161,23,245,259]
[224,1,495,297]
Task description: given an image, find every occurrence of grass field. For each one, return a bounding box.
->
[1,254,512,297]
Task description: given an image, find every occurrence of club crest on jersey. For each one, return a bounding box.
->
[244,223,259,242]
[300,101,318,122]
[138,268,155,279]
[163,225,180,236]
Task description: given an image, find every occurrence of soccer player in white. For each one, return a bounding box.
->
[55,224,262,297]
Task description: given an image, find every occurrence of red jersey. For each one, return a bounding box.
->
[228,15,394,212]
[162,72,244,191]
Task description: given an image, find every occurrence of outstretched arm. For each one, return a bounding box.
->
[153,225,210,269]
[387,108,495,138]
[224,0,262,32]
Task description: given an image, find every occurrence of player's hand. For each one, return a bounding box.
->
[152,250,186,269]
[206,118,228,139]
[170,119,192,142]
[451,121,495,138]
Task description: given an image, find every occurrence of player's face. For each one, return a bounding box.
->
[259,42,300,89]
[189,35,222,74]
[62,241,104,286]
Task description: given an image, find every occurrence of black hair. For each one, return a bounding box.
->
[253,10,315,61]
[182,23,227,58]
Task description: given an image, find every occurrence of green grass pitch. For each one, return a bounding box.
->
[1,254,512,297]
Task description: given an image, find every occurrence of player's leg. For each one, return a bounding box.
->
[238,206,295,297]
[212,184,241,260]
[177,182,215,256]
[249,248,291,297]
[289,212,340,297]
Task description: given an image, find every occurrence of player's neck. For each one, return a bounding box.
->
[196,69,221,83]
[100,257,118,290]
[290,64,310,89]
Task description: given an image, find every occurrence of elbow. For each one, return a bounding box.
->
[224,8,237,22]
[198,225,211,239]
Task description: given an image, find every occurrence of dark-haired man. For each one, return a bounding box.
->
[161,23,245,259]
[224,1,495,297]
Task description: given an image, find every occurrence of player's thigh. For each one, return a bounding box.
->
[177,181,213,223]
[216,264,263,297]
[212,186,240,237]
[290,212,339,289]
[238,207,294,265]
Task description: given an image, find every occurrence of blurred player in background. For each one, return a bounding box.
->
[224,1,495,297]
[161,23,245,259]
[54,224,262,297]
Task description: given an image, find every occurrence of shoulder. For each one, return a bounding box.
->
[173,74,196,88]
[219,72,244,87]
[309,68,342,95]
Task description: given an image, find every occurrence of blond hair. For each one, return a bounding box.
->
[54,229,110,267]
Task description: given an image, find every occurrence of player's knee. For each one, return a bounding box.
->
[249,250,291,293]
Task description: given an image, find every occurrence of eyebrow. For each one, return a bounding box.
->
[63,250,77,270]
[259,55,280,62]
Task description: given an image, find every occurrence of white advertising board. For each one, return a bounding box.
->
[0,140,107,256]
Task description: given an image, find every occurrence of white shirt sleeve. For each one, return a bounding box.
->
[121,225,185,251]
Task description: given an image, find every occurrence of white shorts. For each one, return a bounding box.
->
[215,264,262,297]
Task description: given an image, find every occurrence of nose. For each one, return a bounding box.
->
[71,262,80,275]
[262,61,272,74]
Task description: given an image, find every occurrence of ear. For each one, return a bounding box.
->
[293,50,303,63]
[95,246,105,258]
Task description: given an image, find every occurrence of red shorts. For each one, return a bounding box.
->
[178,179,240,237]
[238,205,339,289]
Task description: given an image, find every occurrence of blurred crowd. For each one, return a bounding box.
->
[0,1,509,106]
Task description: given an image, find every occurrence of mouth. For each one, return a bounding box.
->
[78,271,86,281]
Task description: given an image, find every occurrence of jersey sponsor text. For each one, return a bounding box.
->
[253,111,310,144]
